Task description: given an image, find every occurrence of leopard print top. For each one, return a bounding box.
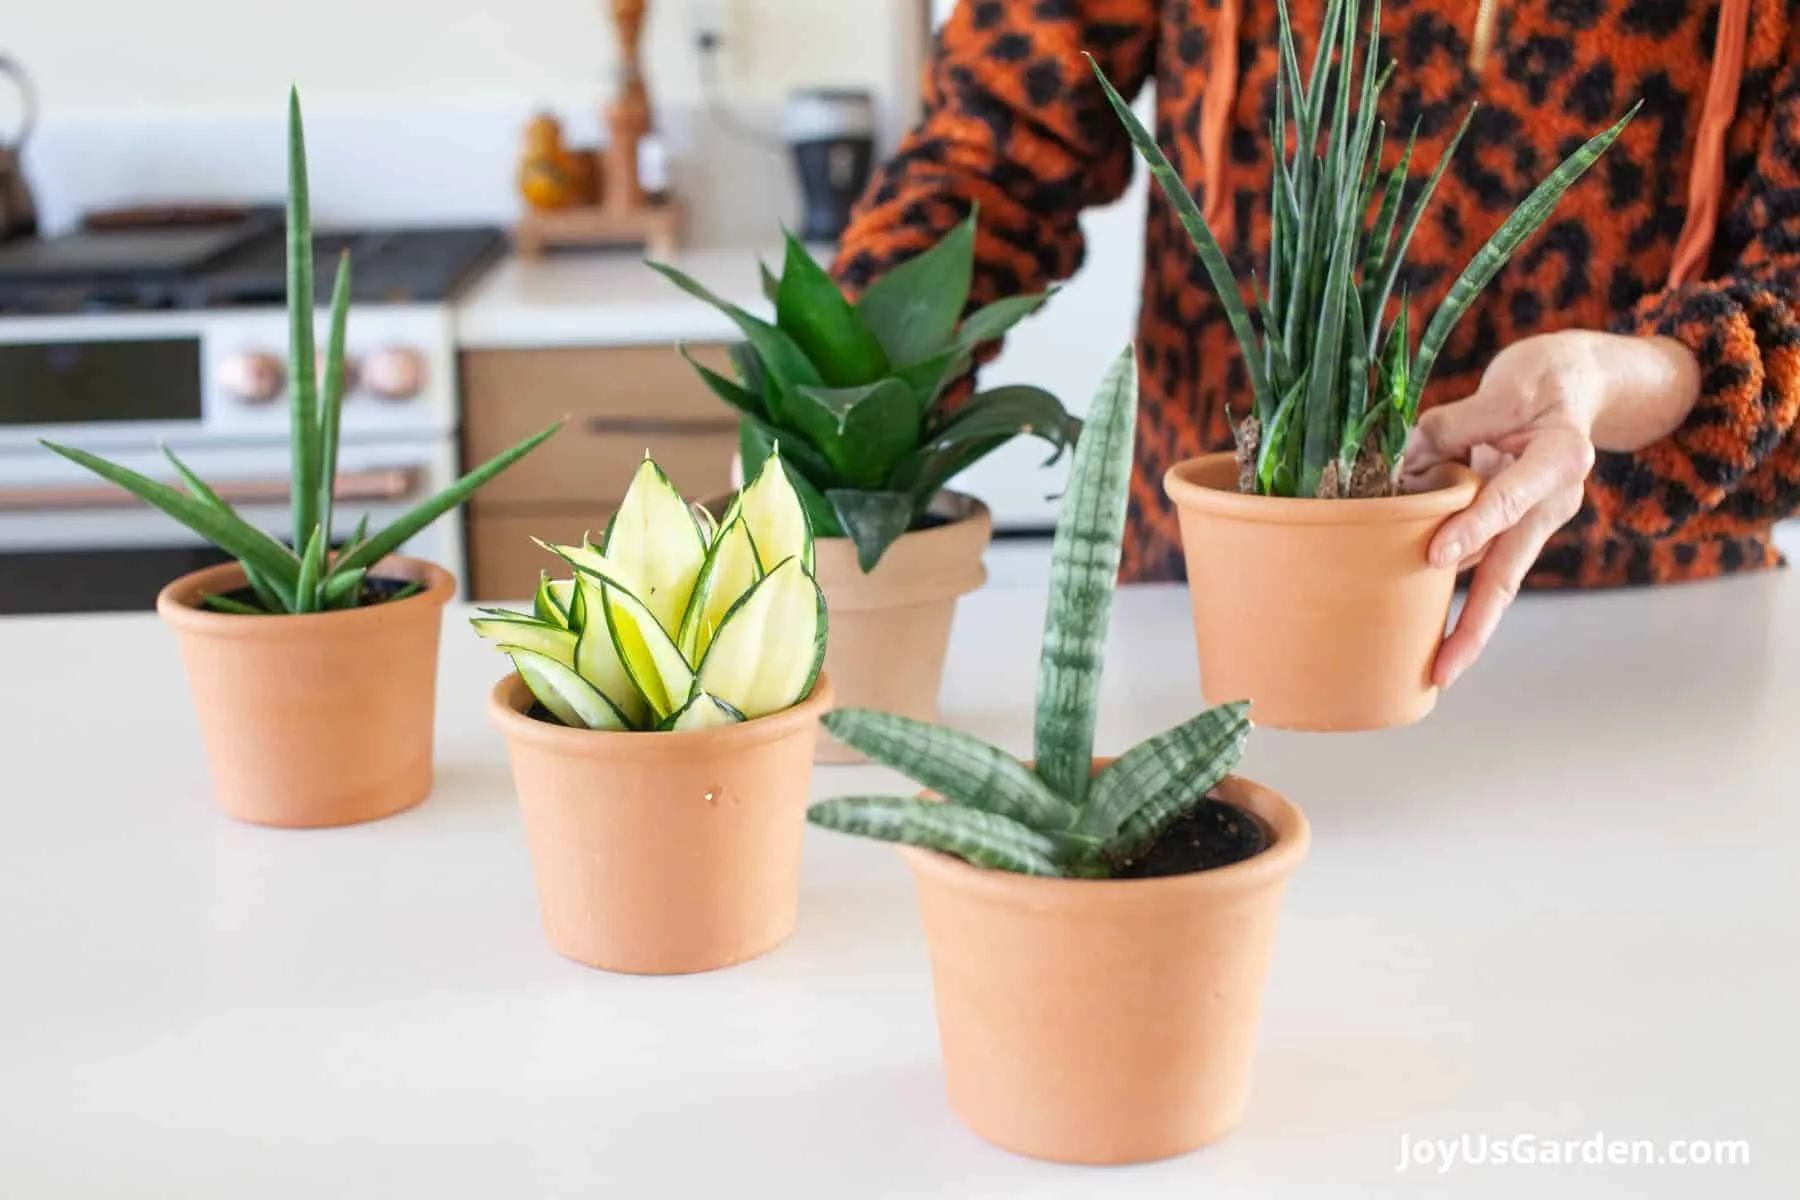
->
[832,0,1800,587]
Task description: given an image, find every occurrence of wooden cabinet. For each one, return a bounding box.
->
[461,343,738,600]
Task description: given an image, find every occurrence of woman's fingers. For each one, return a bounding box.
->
[1405,382,1547,472]
[1435,488,1584,688]
[1428,428,1594,568]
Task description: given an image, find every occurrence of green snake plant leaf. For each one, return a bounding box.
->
[955,290,1053,349]
[1082,701,1253,863]
[790,378,922,490]
[505,646,632,732]
[854,212,976,367]
[1365,104,1476,361]
[775,232,890,386]
[1090,56,1273,420]
[322,566,367,611]
[645,260,824,418]
[286,87,321,550]
[1257,375,1305,494]
[807,796,1065,878]
[926,385,1081,465]
[825,490,915,573]
[293,525,327,613]
[39,440,302,592]
[679,342,767,421]
[1339,284,1371,481]
[821,708,1079,830]
[470,614,579,668]
[334,421,562,576]
[201,593,265,615]
[1407,101,1640,416]
[316,252,352,545]
[1032,344,1137,805]
[158,445,296,613]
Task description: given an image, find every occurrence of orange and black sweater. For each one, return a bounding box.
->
[832,0,1800,586]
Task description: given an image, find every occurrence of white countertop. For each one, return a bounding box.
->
[454,245,812,352]
[2,568,1795,1198]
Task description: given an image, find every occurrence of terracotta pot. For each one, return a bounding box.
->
[811,493,991,763]
[489,671,833,975]
[901,773,1309,1165]
[1164,452,1480,732]
[155,556,454,828]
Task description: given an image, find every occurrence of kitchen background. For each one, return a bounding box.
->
[3,1,1784,615]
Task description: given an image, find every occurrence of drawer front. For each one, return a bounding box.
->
[469,508,618,602]
[462,344,740,506]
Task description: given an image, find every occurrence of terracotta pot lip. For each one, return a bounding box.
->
[1164,452,1479,525]
[155,555,455,636]
[488,670,835,757]
[897,773,1309,904]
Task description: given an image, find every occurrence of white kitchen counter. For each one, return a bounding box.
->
[1,570,1794,1198]
[454,245,801,352]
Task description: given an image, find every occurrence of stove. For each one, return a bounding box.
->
[0,214,501,614]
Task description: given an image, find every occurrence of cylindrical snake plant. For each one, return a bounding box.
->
[648,216,1082,572]
[807,346,1254,878]
[39,89,560,615]
[1090,0,1638,498]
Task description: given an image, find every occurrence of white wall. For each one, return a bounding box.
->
[7,1,928,240]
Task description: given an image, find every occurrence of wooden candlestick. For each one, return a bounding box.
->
[513,0,682,258]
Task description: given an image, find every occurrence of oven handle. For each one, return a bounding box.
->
[0,467,421,511]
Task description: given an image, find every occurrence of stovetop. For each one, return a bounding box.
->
[0,210,505,315]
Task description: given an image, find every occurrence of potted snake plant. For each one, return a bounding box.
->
[1093,0,1636,730]
[808,346,1310,1165]
[37,90,558,828]
[647,219,1079,760]
[478,447,831,975]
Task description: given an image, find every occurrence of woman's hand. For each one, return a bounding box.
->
[1402,330,1702,688]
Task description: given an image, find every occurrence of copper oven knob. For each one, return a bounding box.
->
[219,352,286,404]
[363,347,426,401]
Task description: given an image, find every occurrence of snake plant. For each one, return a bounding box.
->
[648,216,1081,572]
[808,346,1253,878]
[473,447,827,732]
[38,89,558,614]
[1091,0,1637,498]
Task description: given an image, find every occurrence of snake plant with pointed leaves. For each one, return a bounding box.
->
[808,346,1253,878]
[38,89,558,615]
[473,447,828,732]
[647,215,1081,572]
[1090,0,1637,498]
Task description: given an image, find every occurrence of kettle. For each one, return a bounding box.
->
[0,56,38,243]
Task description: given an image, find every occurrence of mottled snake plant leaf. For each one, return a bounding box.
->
[822,708,1078,830]
[1032,345,1138,806]
[808,797,1064,878]
[1080,701,1253,861]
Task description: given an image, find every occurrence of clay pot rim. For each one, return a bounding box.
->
[897,772,1308,908]
[155,555,455,637]
[488,669,836,758]
[1164,451,1480,526]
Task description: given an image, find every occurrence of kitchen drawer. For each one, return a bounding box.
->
[462,344,739,506]
[468,507,619,602]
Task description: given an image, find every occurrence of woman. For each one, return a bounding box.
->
[831,0,1798,687]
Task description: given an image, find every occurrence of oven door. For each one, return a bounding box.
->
[0,440,461,615]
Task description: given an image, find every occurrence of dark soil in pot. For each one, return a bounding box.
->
[210,576,419,613]
[1117,797,1269,878]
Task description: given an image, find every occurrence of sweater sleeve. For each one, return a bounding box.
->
[1590,36,1800,539]
[831,0,1158,329]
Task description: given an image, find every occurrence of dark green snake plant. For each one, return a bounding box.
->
[39,89,559,614]
[1091,0,1637,498]
[808,346,1252,878]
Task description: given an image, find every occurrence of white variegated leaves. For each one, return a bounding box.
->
[472,449,827,731]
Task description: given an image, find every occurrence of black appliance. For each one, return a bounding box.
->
[784,89,876,243]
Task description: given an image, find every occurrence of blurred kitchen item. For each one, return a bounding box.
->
[82,204,258,230]
[0,220,503,613]
[0,55,38,243]
[785,89,875,242]
[517,113,598,211]
[513,0,682,257]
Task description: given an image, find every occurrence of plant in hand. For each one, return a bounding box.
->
[39,89,559,614]
[648,215,1081,571]
[1090,0,1636,499]
[808,345,1256,878]
[473,447,827,731]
